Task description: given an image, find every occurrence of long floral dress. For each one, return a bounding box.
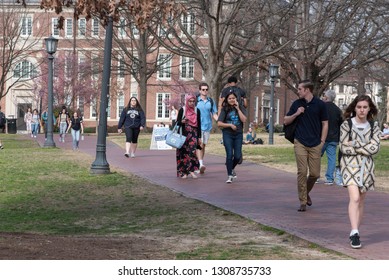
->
[339,118,380,192]
[176,108,201,177]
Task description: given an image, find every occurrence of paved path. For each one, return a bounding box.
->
[36,134,389,259]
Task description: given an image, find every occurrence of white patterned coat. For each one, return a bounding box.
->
[339,118,380,192]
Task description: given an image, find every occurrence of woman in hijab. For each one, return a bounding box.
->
[176,94,202,178]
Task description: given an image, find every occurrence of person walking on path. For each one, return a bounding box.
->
[24,107,33,136]
[339,95,380,249]
[320,90,343,185]
[196,82,218,174]
[118,97,146,158]
[169,105,178,128]
[66,111,84,150]
[57,106,70,143]
[0,106,6,133]
[217,91,247,183]
[31,109,40,138]
[41,107,56,140]
[218,76,247,114]
[176,94,202,179]
[284,80,328,212]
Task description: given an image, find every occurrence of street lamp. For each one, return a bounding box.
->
[269,64,279,145]
[90,17,113,174]
[43,35,58,148]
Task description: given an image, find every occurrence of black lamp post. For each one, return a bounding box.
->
[90,17,113,174]
[43,35,58,148]
[269,64,279,145]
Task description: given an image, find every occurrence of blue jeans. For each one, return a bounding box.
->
[71,129,80,149]
[222,131,243,176]
[321,141,338,182]
[31,122,39,136]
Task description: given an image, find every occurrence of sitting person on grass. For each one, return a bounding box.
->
[243,127,256,144]
[380,123,389,140]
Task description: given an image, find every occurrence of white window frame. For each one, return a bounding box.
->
[182,13,195,35]
[117,94,125,119]
[13,60,36,79]
[156,93,170,119]
[52,18,60,37]
[78,18,86,37]
[157,54,172,80]
[118,58,125,79]
[180,56,194,79]
[65,18,73,37]
[91,53,99,81]
[90,97,97,119]
[92,18,99,37]
[118,17,126,38]
[21,15,32,36]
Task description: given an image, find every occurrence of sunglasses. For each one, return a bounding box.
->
[201,88,209,91]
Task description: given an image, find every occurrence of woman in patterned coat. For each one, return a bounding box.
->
[340,95,380,249]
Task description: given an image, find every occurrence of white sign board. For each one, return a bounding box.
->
[150,125,172,150]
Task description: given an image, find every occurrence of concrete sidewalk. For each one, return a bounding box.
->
[37,134,389,259]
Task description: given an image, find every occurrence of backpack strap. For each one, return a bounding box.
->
[347,118,375,140]
[347,118,353,141]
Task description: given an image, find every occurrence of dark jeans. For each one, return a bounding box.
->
[222,130,243,176]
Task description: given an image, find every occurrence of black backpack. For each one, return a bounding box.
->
[0,112,5,127]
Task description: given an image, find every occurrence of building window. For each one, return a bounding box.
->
[157,93,170,119]
[131,22,139,36]
[77,96,84,118]
[21,16,32,36]
[78,55,86,80]
[180,56,194,79]
[117,94,124,118]
[78,18,86,36]
[92,18,99,37]
[91,54,99,80]
[158,54,172,79]
[65,57,72,79]
[52,18,60,37]
[13,60,36,79]
[90,98,97,119]
[65,18,73,37]
[118,58,125,78]
[182,13,195,35]
[118,18,126,37]
[339,84,344,93]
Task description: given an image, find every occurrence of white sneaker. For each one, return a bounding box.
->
[231,169,237,179]
[131,153,135,158]
[194,170,200,174]
[226,176,233,184]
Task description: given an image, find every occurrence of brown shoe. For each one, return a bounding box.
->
[297,205,306,212]
[307,195,312,206]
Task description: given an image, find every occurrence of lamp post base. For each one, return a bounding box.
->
[43,140,56,148]
[90,164,110,174]
[90,144,110,174]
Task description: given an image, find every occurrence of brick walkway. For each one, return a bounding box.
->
[37,134,389,259]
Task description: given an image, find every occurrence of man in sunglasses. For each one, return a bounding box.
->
[196,82,218,174]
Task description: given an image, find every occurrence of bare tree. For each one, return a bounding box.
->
[0,1,45,102]
[148,0,298,100]
[269,0,389,96]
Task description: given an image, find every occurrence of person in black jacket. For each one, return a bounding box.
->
[320,90,343,185]
[118,97,146,158]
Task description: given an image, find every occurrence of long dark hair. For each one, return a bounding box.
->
[221,92,238,115]
[126,97,143,111]
[344,95,378,121]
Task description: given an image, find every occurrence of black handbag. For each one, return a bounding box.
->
[283,117,300,143]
